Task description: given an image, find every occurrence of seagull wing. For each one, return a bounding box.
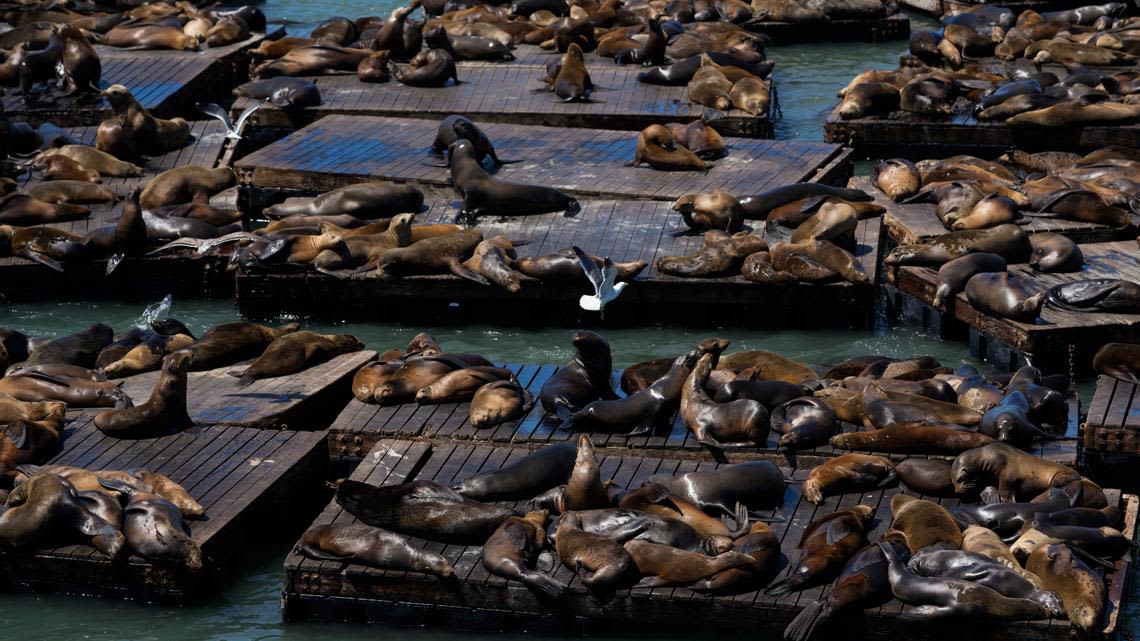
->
[232,100,267,136]
[601,257,618,297]
[197,102,235,135]
[571,245,604,295]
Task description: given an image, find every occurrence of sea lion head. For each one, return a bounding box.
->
[950,454,980,494]
[329,334,365,352]
[570,329,609,357]
[102,84,138,112]
[162,350,192,375]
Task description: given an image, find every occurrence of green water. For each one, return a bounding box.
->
[1,7,1131,640]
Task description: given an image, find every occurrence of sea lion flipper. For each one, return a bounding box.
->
[1,423,27,449]
[447,260,490,285]
[823,518,856,546]
[14,370,72,388]
[297,542,354,561]
[22,250,64,272]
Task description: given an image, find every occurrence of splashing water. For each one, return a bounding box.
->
[133,294,173,329]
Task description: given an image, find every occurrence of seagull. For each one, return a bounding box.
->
[197,100,267,141]
[572,246,626,318]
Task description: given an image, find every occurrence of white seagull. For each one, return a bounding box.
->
[197,100,267,141]
[573,246,626,317]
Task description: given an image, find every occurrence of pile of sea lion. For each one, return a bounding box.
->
[658,182,879,284]
[906,3,1134,69]
[302,435,785,596]
[0,23,100,100]
[872,147,1138,234]
[0,465,205,568]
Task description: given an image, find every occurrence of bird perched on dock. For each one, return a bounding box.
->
[573,246,626,317]
[197,100,268,140]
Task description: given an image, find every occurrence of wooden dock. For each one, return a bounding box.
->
[0,120,235,301]
[235,115,850,205]
[888,240,1140,373]
[746,14,909,44]
[822,105,1140,158]
[0,415,328,604]
[283,438,1134,639]
[325,361,1077,468]
[76,350,376,430]
[1082,375,1140,492]
[3,31,274,126]
[899,0,1100,16]
[849,177,1140,247]
[234,62,773,139]
[235,197,879,325]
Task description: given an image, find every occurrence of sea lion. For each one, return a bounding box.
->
[24,181,115,205]
[952,443,1082,501]
[100,333,194,379]
[1011,522,1129,563]
[681,353,769,450]
[831,422,994,454]
[19,324,112,369]
[1029,232,1083,272]
[950,194,1018,231]
[357,51,390,82]
[540,330,616,420]
[550,508,730,554]
[469,380,535,429]
[389,48,458,87]
[449,139,578,222]
[906,549,1064,615]
[233,77,321,108]
[460,236,526,293]
[717,349,817,384]
[100,24,198,51]
[554,516,633,591]
[139,166,235,210]
[1026,544,1106,631]
[371,353,492,405]
[431,114,514,166]
[0,474,123,558]
[515,249,646,285]
[965,272,1045,323]
[772,396,837,450]
[873,159,921,202]
[0,194,89,226]
[176,321,300,371]
[962,525,1025,572]
[37,145,143,178]
[880,542,1050,621]
[297,523,453,577]
[951,488,1070,537]
[672,190,742,233]
[803,454,896,504]
[368,228,486,282]
[629,125,708,172]
[887,224,1032,267]
[228,332,363,387]
[1045,279,1140,313]
[561,435,608,511]
[737,184,871,221]
[96,469,203,519]
[93,351,192,439]
[0,408,65,477]
[979,390,1060,446]
[730,77,769,116]
[689,521,781,594]
[656,232,767,277]
[453,442,576,501]
[335,479,516,545]
[547,43,591,101]
[896,458,957,497]
[1093,343,1140,383]
[767,505,875,596]
[482,510,562,597]
[933,252,1007,307]
[415,365,514,404]
[624,539,755,587]
[645,460,783,517]
[96,85,191,158]
[713,379,802,408]
[32,155,100,183]
[769,240,868,285]
[264,183,423,219]
[838,82,900,119]
[113,482,202,569]
[256,44,372,77]
[888,494,962,553]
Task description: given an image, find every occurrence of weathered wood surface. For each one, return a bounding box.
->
[0,416,328,604]
[899,0,1101,17]
[75,350,376,430]
[2,31,272,126]
[823,105,1140,157]
[326,361,1077,467]
[283,438,1131,640]
[234,63,773,137]
[236,115,848,202]
[851,177,1140,246]
[1081,376,1140,490]
[0,120,235,300]
[235,198,878,325]
[888,241,1140,372]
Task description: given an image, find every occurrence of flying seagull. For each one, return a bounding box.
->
[572,246,626,318]
[197,100,267,140]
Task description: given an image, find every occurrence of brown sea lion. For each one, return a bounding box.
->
[965,272,1045,323]
[886,224,1031,267]
[176,321,300,371]
[264,183,423,220]
[681,353,769,449]
[96,85,191,158]
[249,36,316,59]
[0,194,89,226]
[896,458,957,497]
[415,366,514,404]
[109,481,202,569]
[227,332,363,387]
[688,60,732,110]
[838,82,900,119]
[689,521,782,594]
[256,44,372,77]
[832,422,995,454]
[951,194,1018,231]
[629,125,708,172]
[770,240,869,285]
[390,48,458,87]
[462,235,527,292]
[515,249,646,285]
[96,469,204,519]
[672,190,743,233]
[766,505,874,596]
[1029,232,1083,272]
[469,380,535,429]
[888,494,962,553]
[335,479,516,545]
[952,443,1082,501]
[205,16,249,47]
[101,334,194,379]
[717,349,816,384]
[32,154,100,182]
[656,232,767,277]
[37,145,144,177]
[1093,343,1140,383]
[0,371,129,409]
[373,353,491,405]
[803,453,896,504]
[482,510,562,597]
[1026,544,1105,631]
[297,523,453,577]
[139,166,235,210]
[24,181,115,205]
[624,539,755,587]
[560,435,608,512]
[93,351,192,439]
[0,474,123,558]
[873,158,921,202]
[100,24,198,50]
[0,406,65,477]
[554,517,633,591]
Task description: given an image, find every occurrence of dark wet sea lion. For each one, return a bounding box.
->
[1045,279,1140,313]
[112,482,201,569]
[1026,544,1105,631]
[540,330,617,420]
[896,458,956,497]
[803,453,895,504]
[772,396,837,451]
[93,351,192,438]
[431,114,513,166]
[554,516,633,591]
[0,474,123,558]
[551,508,729,554]
[880,542,1050,621]
[618,338,729,395]
[1093,343,1140,383]
[20,324,112,369]
[979,389,1060,446]
[233,77,321,108]
[483,510,562,597]
[638,53,772,86]
[77,490,122,529]
[228,332,362,387]
[1029,232,1083,272]
[469,380,534,429]
[907,549,1064,616]
[952,443,1082,501]
[645,460,784,517]
[951,488,1069,537]
[297,523,453,577]
[176,321,300,371]
[265,183,422,219]
[965,272,1045,323]
[389,48,458,87]
[933,252,1007,307]
[712,380,801,408]
[831,422,994,454]
[336,479,516,545]
[449,139,578,222]
[767,505,874,597]
[681,353,769,449]
[453,442,576,501]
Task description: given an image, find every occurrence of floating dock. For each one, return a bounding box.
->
[746,14,909,44]
[848,177,1140,247]
[0,415,328,604]
[0,120,235,301]
[1082,375,1140,492]
[235,115,850,206]
[283,438,1134,639]
[3,32,274,126]
[822,106,1140,158]
[76,350,376,430]
[235,197,879,324]
[887,240,1140,373]
[325,361,1077,467]
[235,59,773,139]
[899,0,1100,16]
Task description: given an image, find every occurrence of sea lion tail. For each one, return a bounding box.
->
[563,199,581,218]
[521,571,566,600]
[553,401,573,424]
[784,600,829,641]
